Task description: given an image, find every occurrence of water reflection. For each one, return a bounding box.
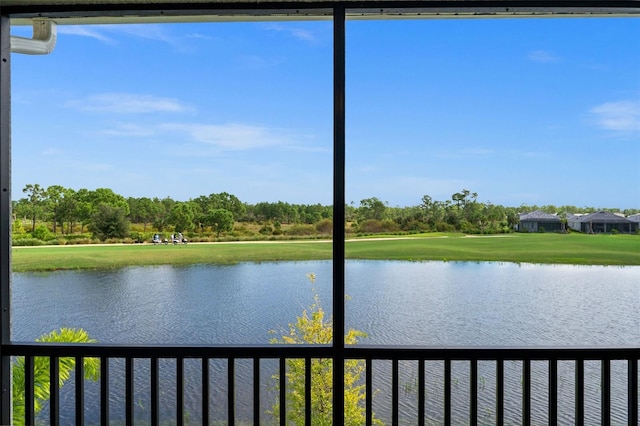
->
[12,260,640,346]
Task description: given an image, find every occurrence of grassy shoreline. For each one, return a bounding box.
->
[11,233,640,272]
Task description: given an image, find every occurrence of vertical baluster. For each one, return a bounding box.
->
[549,359,557,425]
[392,359,399,426]
[254,358,260,426]
[418,359,425,426]
[497,359,504,426]
[50,356,59,426]
[203,358,210,426]
[229,357,236,426]
[576,358,584,426]
[75,357,85,426]
[629,358,638,426]
[305,357,311,426]
[366,358,372,426]
[279,357,285,426]
[523,359,530,426]
[601,359,610,426]
[151,357,159,426]
[470,359,477,426]
[177,358,184,426]
[444,359,451,426]
[126,357,134,426]
[25,356,34,426]
[100,357,109,426]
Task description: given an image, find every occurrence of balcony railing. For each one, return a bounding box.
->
[6,343,639,425]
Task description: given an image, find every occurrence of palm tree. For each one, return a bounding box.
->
[11,328,99,425]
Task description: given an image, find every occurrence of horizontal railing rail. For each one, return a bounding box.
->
[5,342,334,358]
[8,342,640,358]
[4,344,639,425]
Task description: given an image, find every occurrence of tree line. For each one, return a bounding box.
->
[12,184,333,242]
[12,184,638,242]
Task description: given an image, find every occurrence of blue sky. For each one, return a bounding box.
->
[10,17,640,209]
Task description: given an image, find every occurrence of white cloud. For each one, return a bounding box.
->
[58,26,116,44]
[261,23,317,42]
[105,24,179,45]
[101,123,157,137]
[185,33,213,40]
[527,50,558,63]
[112,24,166,39]
[69,93,190,114]
[162,122,292,150]
[590,100,640,132]
[58,24,200,52]
[289,28,316,42]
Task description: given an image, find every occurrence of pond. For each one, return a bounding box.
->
[11,260,640,424]
[13,260,640,346]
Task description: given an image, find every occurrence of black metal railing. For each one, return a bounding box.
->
[5,343,639,425]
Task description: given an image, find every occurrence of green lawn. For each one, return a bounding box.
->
[346,233,640,265]
[11,233,640,272]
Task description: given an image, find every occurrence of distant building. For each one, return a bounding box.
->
[567,211,638,234]
[627,213,640,224]
[517,210,563,232]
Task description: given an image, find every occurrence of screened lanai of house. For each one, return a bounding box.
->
[2,1,639,425]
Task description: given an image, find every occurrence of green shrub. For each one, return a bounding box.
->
[12,238,44,247]
[231,225,255,237]
[460,220,480,234]
[65,238,93,245]
[128,231,145,243]
[259,224,273,235]
[50,237,67,245]
[32,225,53,241]
[402,220,430,232]
[269,273,382,425]
[64,233,93,241]
[357,219,382,233]
[381,219,400,233]
[315,218,333,235]
[12,220,26,235]
[286,224,316,236]
[356,219,401,234]
[436,222,455,232]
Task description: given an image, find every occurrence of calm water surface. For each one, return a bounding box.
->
[11,261,640,424]
[13,260,640,346]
